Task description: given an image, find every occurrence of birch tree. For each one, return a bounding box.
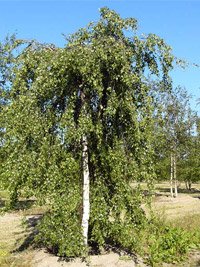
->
[153,86,194,197]
[178,114,200,189]
[1,8,174,256]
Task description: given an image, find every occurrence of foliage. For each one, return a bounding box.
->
[170,213,200,251]
[178,114,200,188]
[139,217,198,266]
[0,34,25,193]
[36,204,86,257]
[148,225,192,265]
[153,86,199,187]
[0,7,175,257]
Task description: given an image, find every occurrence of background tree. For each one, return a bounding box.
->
[0,34,19,191]
[153,86,198,196]
[178,114,200,189]
[0,35,37,205]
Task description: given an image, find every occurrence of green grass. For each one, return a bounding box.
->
[0,190,9,199]
[171,213,200,231]
[119,255,132,261]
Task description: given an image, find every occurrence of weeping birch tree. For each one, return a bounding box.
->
[1,8,174,256]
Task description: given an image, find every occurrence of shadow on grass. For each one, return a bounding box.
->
[0,198,6,208]
[14,215,42,252]
[14,199,36,211]
[0,198,36,211]
[156,187,200,195]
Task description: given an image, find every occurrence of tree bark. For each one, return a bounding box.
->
[188,180,192,191]
[81,135,90,246]
[173,154,178,197]
[185,181,188,190]
[170,153,174,197]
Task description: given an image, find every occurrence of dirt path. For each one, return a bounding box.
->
[32,250,144,267]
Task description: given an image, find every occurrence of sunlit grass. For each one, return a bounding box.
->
[0,190,9,199]
[0,210,36,267]
[170,213,200,231]
[0,190,46,267]
[0,253,33,267]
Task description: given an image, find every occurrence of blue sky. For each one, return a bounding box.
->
[1,1,200,113]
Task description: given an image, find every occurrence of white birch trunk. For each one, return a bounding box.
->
[173,155,178,197]
[170,153,174,198]
[81,135,90,246]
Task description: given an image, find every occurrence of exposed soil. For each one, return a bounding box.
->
[32,249,146,267]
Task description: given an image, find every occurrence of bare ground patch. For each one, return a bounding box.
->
[32,250,147,267]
